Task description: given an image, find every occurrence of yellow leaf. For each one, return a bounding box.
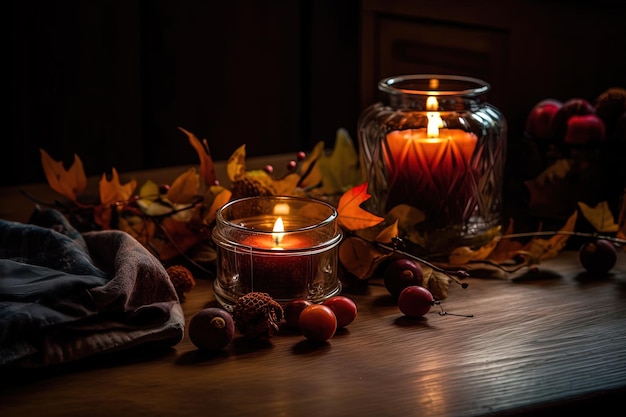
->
[375,220,398,244]
[167,168,200,204]
[227,145,247,182]
[448,237,499,265]
[527,211,578,260]
[40,149,87,202]
[316,129,363,194]
[139,180,160,202]
[298,141,324,189]
[578,201,619,233]
[179,127,217,186]
[99,168,137,206]
[272,172,301,196]
[337,183,384,231]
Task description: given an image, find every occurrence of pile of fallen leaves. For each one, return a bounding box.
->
[36,127,626,300]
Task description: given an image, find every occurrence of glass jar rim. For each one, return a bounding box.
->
[379,74,490,97]
[216,195,339,234]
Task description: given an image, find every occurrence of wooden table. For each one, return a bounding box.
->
[1,162,626,417]
[1,252,625,417]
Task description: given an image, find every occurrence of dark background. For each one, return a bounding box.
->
[7,0,625,186]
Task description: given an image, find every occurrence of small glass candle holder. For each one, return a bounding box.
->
[212,196,343,311]
[358,74,507,259]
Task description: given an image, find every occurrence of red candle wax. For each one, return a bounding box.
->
[236,233,314,300]
[384,128,478,224]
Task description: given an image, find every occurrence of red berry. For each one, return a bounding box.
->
[299,304,337,342]
[264,164,274,174]
[552,98,595,142]
[287,160,297,170]
[283,299,312,329]
[579,239,617,275]
[322,296,358,328]
[564,114,606,145]
[383,258,423,299]
[525,98,563,140]
[398,286,434,318]
[297,151,306,161]
[188,308,235,351]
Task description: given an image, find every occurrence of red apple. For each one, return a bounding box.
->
[564,114,606,145]
[525,98,563,140]
[552,98,595,142]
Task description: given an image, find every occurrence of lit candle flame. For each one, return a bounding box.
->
[426,96,442,138]
[272,216,285,247]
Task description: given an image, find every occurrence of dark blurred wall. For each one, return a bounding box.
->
[7,0,360,186]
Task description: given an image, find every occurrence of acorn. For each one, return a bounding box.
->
[232,292,284,339]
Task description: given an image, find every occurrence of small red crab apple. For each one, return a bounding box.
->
[299,304,337,342]
[322,296,358,328]
[398,286,434,318]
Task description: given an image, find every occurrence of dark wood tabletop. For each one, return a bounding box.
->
[1,159,625,417]
[1,249,625,417]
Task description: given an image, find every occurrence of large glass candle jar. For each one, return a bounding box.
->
[358,74,507,259]
[212,196,343,311]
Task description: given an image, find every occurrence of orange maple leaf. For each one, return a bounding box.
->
[40,149,87,202]
[178,127,217,186]
[99,168,137,206]
[337,183,384,231]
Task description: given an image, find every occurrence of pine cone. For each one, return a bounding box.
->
[232,292,284,339]
[231,176,274,200]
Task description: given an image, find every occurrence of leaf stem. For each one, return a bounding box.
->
[500,230,626,245]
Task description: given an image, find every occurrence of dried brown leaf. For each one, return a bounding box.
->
[338,236,390,279]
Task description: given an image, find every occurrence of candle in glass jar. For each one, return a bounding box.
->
[236,217,314,300]
[383,99,478,223]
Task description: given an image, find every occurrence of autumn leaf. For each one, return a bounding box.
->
[157,217,208,261]
[227,145,247,182]
[421,268,450,300]
[375,220,398,244]
[40,149,87,202]
[202,185,232,225]
[99,168,137,206]
[338,236,390,279]
[526,211,578,260]
[314,129,363,195]
[298,141,324,189]
[385,204,426,247]
[447,237,499,265]
[167,168,200,204]
[488,219,525,264]
[337,183,384,231]
[578,201,619,233]
[179,127,217,186]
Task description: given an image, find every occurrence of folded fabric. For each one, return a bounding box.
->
[0,207,184,367]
